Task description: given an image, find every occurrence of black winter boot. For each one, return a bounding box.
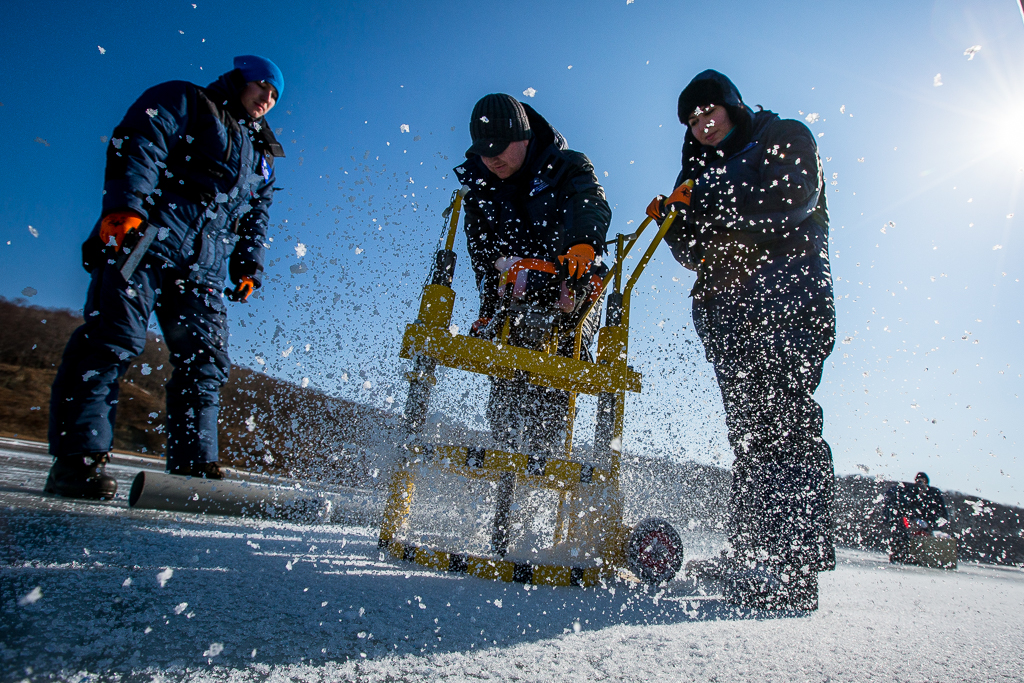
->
[168,461,224,479]
[44,453,118,500]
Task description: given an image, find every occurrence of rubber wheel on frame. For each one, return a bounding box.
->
[626,517,683,585]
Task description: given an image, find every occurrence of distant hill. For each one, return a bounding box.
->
[1,297,1020,567]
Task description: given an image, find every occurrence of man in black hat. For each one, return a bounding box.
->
[647,70,835,610]
[885,472,951,563]
[454,93,611,457]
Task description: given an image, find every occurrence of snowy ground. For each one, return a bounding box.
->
[3,442,1023,682]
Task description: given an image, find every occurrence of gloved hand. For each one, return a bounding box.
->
[558,243,596,279]
[645,180,694,223]
[470,317,491,338]
[99,211,145,251]
[224,277,255,302]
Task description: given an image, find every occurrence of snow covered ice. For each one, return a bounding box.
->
[3,445,1024,682]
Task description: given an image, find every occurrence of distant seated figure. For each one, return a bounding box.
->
[885,471,950,563]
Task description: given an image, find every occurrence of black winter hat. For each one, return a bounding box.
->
[467,93,532,157]
[678,69,746,123]
[915,472,930,485]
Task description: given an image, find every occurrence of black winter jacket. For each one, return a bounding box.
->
[665,72,829,300]
[85,70,284,289]
[886,482,950,530]
[454,105,611,318]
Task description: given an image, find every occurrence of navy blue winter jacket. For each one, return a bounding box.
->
[454,104,611,318]
[665,76,829,300]
[84,70,284,289]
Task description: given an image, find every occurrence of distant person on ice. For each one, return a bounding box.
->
[885,471,950,563]
[454,94,611,456]
[45,55,286,499]
[646,70,836,610]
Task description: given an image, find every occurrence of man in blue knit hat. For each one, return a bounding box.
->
[45,55,286,499]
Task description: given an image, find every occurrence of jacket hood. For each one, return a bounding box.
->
[206,70,285,158]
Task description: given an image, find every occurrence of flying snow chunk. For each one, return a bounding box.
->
[28,225,38,237]
[21,287,37,297]
[400,124,410,133]
[805,113,819,124]
[174,602,188,615]
[98,45,106,54]
[255,356,265,365]
[18,586,42,606]
[523,87,536,98]
[203,643,224,658]
[840,105,846,114]
[295,243,307,258]
[449,324,459,336]
[964,45,981,60]
[857,464,870,474]
[301,377,309,388]
[933,74,943,87]
[479,116,489,123]
[282,346,293,358]
[362,380,372,390]
[156,568,174,587]
[609,437,622,452]
[245,415,256,432]
[146,108,158,118]
[992,245,1003,250]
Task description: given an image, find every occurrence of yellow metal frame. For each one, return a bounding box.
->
[380,187,679,586]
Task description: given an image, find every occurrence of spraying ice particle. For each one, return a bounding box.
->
[294,243,307,258]
[522,87,536,98]
[805,113,819,124]
[301,377,309,388]
[362,381,372,390]
[28,225,38,237]
[98,46,106,54]
[18,586,42,606]
[156,568,174,588]
[203,643,224,657]
[963,45,981,60]
[174,602,188,615]
[934,74,943,87]
[400,124,410,133]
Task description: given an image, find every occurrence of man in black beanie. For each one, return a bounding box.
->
[454,93,611,457]
[647,70,835,610]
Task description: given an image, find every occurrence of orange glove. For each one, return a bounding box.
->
[99,211,144,251]
[646,180,695,223]
[558,243,596,279]
[470,317,492,338]
[224,277,255,302]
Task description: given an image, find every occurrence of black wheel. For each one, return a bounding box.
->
[626,517,683,585]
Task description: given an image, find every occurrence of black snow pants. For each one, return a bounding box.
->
[487,299,602,457]
[692,246,836,572]
[49,257,231,471]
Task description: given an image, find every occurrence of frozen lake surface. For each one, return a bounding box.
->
[3,442,1023,682]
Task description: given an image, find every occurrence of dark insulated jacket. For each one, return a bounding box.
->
[454,105,612,318]
[84,70,285,289]
[665,88,829,301]
[886,482,950,529]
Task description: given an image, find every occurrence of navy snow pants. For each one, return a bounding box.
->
[693,248,837,572]
[48,257,230,470]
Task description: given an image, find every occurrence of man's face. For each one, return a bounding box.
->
[915,476,928,489]
[687,104,734,147]
[240,80,277,119]
[480,139,529,179]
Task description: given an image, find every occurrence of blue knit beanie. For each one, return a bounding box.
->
[233,55,284,102]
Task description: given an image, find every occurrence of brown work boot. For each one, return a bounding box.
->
[44,453,118,500]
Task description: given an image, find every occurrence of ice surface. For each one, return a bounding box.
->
[3,445,1023,681]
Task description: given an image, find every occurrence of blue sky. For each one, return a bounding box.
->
[2,0,1022,504]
